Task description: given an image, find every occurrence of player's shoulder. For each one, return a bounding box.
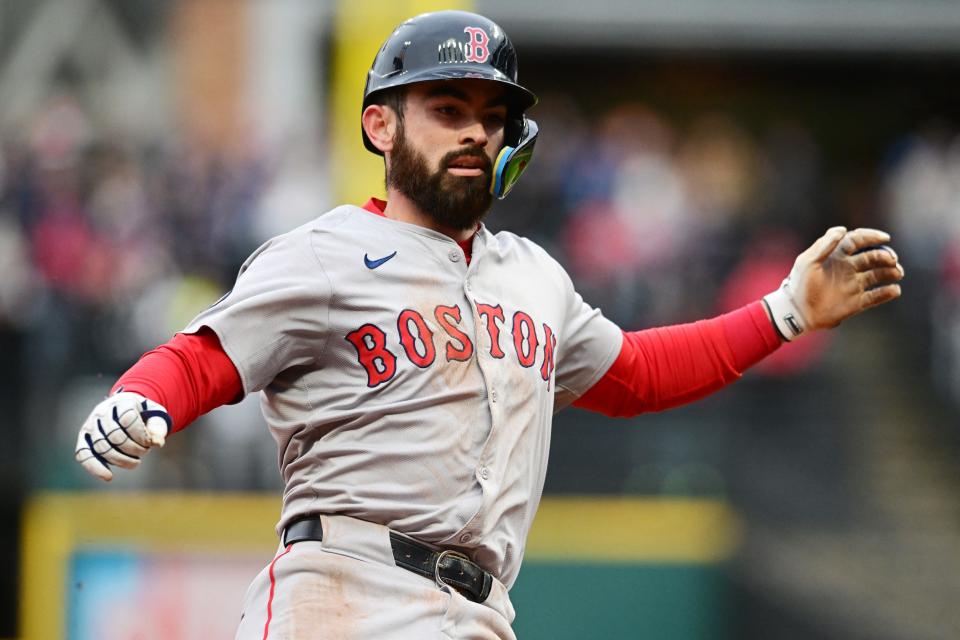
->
[283,204,358,236]
[487,229,564,268]
[240,205,357,267]
[260,205,363,248]
[486,229,576,289]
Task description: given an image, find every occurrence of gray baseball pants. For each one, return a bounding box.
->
[234,514,516,639]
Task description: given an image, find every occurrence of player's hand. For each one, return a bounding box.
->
[763,226,904,340]
[74,391,172,481]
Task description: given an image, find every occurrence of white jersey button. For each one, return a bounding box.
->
[478,466,490,480]
[490,389,498,402]
[448,249,461,262]
[459,533,473,544]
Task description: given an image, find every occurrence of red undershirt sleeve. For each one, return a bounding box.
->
[573,301,782,417]
[112,327,244,433]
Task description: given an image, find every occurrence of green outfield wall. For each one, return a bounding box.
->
[21,494,737,639]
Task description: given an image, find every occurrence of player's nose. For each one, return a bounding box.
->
[458,119,488,148]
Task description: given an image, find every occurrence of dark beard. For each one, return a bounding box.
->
[387,123,494,231]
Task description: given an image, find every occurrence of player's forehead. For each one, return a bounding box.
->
[406,79,509,109]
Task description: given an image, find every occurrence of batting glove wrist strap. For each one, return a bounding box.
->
[763,280,808,342]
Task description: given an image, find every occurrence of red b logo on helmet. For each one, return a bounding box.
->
[463,27,490,63]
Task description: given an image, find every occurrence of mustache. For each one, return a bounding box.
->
[439,148,492,174]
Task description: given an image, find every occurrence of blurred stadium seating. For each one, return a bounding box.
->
[1,0,959,638]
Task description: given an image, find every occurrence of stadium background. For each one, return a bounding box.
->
[0,0,959,637]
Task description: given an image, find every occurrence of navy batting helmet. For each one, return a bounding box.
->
[361,10,538,155]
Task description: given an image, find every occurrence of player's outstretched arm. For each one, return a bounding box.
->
[72,328,244,481]
[74,391,172,482]
[763,226,905,341]
[574,226,905,417]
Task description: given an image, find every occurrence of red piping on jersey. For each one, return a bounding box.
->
[573,301,781,416]
[262,544,293,640]
[362,197,474,263]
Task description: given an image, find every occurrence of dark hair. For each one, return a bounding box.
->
[369,86,406,125]
[369,87,407,185]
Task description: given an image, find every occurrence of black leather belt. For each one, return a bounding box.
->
[283,516,493,604]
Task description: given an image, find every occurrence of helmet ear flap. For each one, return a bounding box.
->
[504,115,525,148]
[491,118,538,199]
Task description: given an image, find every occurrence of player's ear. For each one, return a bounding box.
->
[362,104,397,154]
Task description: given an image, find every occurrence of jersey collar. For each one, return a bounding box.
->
[362,197,388,217]
[361,197,476,263]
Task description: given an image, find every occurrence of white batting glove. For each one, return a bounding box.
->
[763,226,905,341]
[74,391,172,481]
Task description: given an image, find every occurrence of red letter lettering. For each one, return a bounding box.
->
[435,305,474,362]
[476,303,505,358]
[397,309,436,368]
[463,27,490,63]
[345,324,397,387]
[512,311,538,368]
[540,323,557,388]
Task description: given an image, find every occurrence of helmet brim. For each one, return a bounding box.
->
[362,67,537,154]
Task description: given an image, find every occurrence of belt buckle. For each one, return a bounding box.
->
[434,549,470,591]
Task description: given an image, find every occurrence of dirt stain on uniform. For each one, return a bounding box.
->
[289,555,368,639]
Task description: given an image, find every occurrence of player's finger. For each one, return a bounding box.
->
[144,416,168,448]
[114,399,152,447]
[138,400,172,447]
[861,283,902,310]
[103,412,149,458]
[92,419,141,469]
[839,228,891,256]
[809,226,848,262]
[75,430,113,481]
[860,267,904,290]
[104,407,148,458]
[850,247,898,273]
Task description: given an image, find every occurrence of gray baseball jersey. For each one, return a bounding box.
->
[185,204,622,588]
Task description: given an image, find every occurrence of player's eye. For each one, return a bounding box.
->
[485,112,507,128]
[435,105,460,117]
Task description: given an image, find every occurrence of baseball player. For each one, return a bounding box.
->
[74,10,904,640]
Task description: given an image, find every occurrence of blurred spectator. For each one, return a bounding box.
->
[881,124,960,408]
[883,126,960,268]
[677,113,759,228]
[0,87,280,488]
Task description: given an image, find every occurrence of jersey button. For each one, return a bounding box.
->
[448,249,461,262]
[459,533,473,544]
[478,466,490,480]
[490,389,498,402]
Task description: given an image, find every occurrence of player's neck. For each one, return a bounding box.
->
[382,188,478,243]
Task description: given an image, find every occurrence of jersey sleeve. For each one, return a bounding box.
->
[552,266,624,411]
[183,229,333,394]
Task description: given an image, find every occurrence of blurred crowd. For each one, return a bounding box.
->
[0,93,278,489]
[881,125,960,406]
[502,99,960,400]
[0,93,268,341]
[2,85,958,490]
[497,95,835,374]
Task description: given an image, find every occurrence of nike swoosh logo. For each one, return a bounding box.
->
[364,251,397,269]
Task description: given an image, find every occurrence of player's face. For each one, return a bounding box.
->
[388,80,508,231]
